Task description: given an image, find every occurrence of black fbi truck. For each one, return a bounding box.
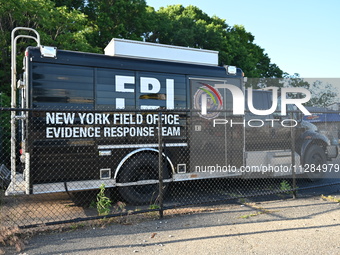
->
[6,27,338,204]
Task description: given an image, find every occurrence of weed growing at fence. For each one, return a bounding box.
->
[149,204,160,210]
[280,180,294,194]
[321,194,340,203]
[96,184,112,216]
[239,205,275,219]
[69,223,86,231]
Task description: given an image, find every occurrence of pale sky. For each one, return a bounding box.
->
[146,0,340,79]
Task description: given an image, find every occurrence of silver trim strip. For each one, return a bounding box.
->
[114,148,175,179]
[98,143,188,150]
[32,178,173,194]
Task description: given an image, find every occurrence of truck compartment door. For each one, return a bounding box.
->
[189,78,244,174]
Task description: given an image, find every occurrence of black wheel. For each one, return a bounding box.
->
[304,144,327,181]
[118,153,170,205]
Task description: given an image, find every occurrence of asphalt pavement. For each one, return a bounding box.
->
[2,183,340,255]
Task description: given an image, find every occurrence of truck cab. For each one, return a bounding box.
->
[244,89,338,179]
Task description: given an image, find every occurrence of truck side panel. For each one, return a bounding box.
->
[27,50,192,185]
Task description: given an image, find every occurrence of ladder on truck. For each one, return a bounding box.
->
[6,27,41,195]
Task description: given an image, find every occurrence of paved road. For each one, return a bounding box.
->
[2,183,340,255]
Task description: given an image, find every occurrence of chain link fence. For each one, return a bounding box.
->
[0,108,339,228]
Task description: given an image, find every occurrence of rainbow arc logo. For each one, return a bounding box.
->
[194,82,223,119]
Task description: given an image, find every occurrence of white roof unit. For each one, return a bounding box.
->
[104,38,218,66]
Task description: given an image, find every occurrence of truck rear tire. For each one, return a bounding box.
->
[117,153,170,205]
[304,144,327,181]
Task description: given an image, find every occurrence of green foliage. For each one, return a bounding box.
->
[308,80,338,107]
[0,0,97,95]
[69,223,85,231]
[284,74,338,107]
[147,5,227,49]
[280,180,296,195]
[53,0,84,10]
[0,93,11,164]
[0,0,287,99]
[149,204,160,210]
[83,0,151,48]
[1,0,336,104]
[89,200,96,209]
[96,184,112,216]
[146,5,283,78]
[224,25,283,78]
[321,195,340,203]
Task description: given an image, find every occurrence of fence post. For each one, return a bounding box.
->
[291,112,297,199]
[158,112,164,218]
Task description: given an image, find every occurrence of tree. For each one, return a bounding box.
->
[0,0,95,96]
[147,5,226,47]
[223,25,283,78]
[146,5,228,57]
[83,0,152,48]
[147,5,283,78]
[284,74,338,107]
[52,0,84,10]
[307,80,338,107]
[1,1,286,98]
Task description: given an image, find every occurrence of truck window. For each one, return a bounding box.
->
[137,73,186,110]
[274,96,299,119]
[32,63,94,109]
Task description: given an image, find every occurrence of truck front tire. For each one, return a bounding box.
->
[304,144,327,181]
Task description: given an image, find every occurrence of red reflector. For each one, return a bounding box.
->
[19,149,23,155]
